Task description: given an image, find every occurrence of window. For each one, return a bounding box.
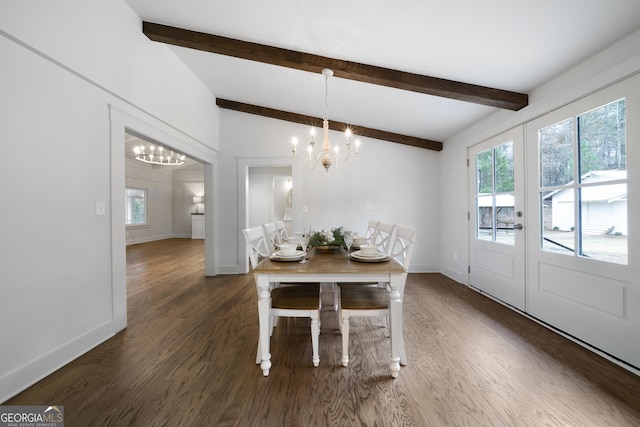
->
[539,99,627,264]
[475,140,515,245]
[125,188,147,225]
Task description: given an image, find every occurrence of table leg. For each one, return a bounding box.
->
[388,274,405,378]
[256,274,272,376]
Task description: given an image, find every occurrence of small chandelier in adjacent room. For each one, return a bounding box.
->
[291,68,361,172]
[133,143,186,166]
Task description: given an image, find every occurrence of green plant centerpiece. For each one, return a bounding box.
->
[308,227,346,251]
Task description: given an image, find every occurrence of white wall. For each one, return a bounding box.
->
[439,29,640,285]
[0,1,217,402]
[125,158,174,243]
[220,111,441,274]
[0,1,218,149]
[123,160,205,244]
[248,167,291,227]
[173,166,205,238]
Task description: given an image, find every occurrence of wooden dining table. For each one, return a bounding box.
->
[252,247,408,378]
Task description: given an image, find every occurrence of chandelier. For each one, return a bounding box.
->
[291,68,360,172]
[133,143,186,166]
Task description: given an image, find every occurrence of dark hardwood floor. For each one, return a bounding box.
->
[7,238,640,426]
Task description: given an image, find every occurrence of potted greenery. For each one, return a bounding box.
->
[308,227,346,251]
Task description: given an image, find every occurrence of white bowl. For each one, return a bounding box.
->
[279,244,297,256]
[353,237,367,246]
[359,244,378,256]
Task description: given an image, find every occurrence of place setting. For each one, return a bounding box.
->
[270,243,305,262]
[349,244,390,263]
[351,235,368,250]
[269,232,311,262]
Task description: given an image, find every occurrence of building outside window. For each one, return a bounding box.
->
[538,98,627,265]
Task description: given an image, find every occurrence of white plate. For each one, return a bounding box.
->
[351,250,387,259]
[349,252,390,263]
[271,250,304,261]
[269,254,304,262]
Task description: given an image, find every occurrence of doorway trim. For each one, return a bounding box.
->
[237,157,296,273]
[109,105,218,331]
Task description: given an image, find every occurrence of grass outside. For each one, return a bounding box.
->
[480,228,628,265]
[542,229,627,265]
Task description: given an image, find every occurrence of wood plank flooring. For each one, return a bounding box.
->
[6,238,640,426]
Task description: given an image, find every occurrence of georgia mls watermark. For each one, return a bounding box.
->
[0,406,64,427]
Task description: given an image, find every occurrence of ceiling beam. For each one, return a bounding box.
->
[216,98,443,151]
[143,22,528,111]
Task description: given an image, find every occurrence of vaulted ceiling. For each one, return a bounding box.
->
[124,0,640,150]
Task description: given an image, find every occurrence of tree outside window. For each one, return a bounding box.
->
[539,98,627,264]
[475,141,515,245]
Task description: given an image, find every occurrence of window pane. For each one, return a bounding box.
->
[125,188,146,225]
[579,184,627,264]
[538,96,628,266]
[495,194,515,246]
[576,98,627,264]
[476,149,492,194]
[477,195,493,241]
[494,141,514,193]
[578,99,626,178]
[475,143,514,245]
[540,118,574,187]
[542,190,575,255]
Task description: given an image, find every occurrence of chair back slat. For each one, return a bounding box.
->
[389,224,417,270]
[262,222,281,252]
[365,220,378,242]
[275,220,289,242]
[372,221,396,254]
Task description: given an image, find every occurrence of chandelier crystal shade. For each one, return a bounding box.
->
[133,144,186,166]
[291,69,360,172]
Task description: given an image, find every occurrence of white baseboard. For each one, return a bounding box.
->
[466,284,640,378]
[217,265,242,275]
[0,320,121,403]
[407,263,440,273]
[438,265,468,285]
[126,234,187,246]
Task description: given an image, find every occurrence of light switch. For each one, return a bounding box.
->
[96,201,106,216]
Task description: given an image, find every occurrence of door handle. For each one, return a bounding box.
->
[514,223,524,230]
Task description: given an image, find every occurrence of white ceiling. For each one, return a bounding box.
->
[123,0,640,145]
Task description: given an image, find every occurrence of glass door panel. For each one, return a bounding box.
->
[474,142,515,246]
[469,126,525,311]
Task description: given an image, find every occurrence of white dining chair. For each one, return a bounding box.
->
[371,221,396,255]
[338,224,417,368]
[262,222,282,253]
[364,221,396,289]
[242,225,273,266]
[243,225,321,368]
[365,219,378,243]
[275,220,289,243]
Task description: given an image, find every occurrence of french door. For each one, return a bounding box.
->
[468,74,639,369]
[468,127,526,311]
[525,74,638,368]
